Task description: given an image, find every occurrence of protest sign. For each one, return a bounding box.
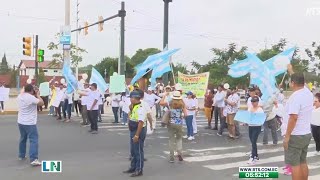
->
[39,82,50,96]
[109,74,126,93]
[234,110,266,126]
[177,72,209,98]
[0,88,10,101]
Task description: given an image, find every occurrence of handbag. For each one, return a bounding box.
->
[161,109,171,126]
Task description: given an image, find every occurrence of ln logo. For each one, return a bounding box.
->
[41,161,62,173]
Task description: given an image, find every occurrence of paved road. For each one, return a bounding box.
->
[0,111,319,180]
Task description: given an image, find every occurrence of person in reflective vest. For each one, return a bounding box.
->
[123,90,146,177]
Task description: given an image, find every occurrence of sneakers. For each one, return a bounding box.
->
[18,157,26,161]
[247,157,256,165]
[91,130,98,134]
[217,133,222,137]
[169,157,174,163]
[187,136,195,141]
[177,155,183,161]
[183,135,188,139]
[30,159,41,166]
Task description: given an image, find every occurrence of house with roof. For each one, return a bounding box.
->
[18,60,62,77]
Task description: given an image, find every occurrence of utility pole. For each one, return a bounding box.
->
[75,0,80,79]
[119,2,126,75]
[64,0,71,65]
[162,0,172,85]
[34,35,39,86]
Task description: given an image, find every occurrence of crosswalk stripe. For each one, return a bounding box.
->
[204,151,319,171]
[188,145,246,152]
[184,144,316,162]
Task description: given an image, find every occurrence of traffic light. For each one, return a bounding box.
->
[23,37,32,56]
[84,21,89,35]
[98,16,104,32]
[37,49,44,63]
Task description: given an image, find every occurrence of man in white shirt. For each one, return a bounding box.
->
[0,81,5,112]
[144,87,161,130]
[213,85,225,130]
[283,72,313,180]
[80,83,90,125]
[111,93,122,123]
[79,83,100,134]
[17,84,44,166]
[53,84,65,120]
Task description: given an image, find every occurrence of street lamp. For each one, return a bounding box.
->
[162,0,172,85]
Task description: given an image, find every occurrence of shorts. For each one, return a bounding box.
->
[204,107,212,119]
[285,134,312,166]
[226,113,236,125]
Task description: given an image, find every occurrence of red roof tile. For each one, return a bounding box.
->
[19,60,62,69]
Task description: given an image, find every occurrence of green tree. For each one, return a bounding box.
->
[94,56,132,78]
[0,53,10,74]
[191,43,248,88]
[38,68,46,84]
[131,48,161,66]
[47,33,87,67]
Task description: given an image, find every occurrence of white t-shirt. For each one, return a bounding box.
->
[144,93,161,108]
[111,94,121,107]
[53,88,65,107]
[141,100,152,114]
[183,98,196,116]
[73,92,80,101]
[283,87,313,135]
[86,90,100,110]
[311,107,320,126]
[122,96,131,114]
[17,93,39,125]
[247,96,263,110]
[97,92,103,105]
[214,91,226,108]
[81,88,90,106]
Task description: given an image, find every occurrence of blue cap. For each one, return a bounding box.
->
[130,91,141,98]
[186,91,193,96]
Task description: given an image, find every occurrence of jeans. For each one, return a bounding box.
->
[98,104,103,121]
[18,124,39,162]
[156,104,162,118]
[249,126,262,158]
[63,99,72,119]
[55,102,63,119]
[168,124,183,159]
[263,118,278,144]
[0,101,4,110]
[123,112,129,124]
[49,106,54,115]
[130,127,146,172]
[185,115,194,137]
[235,120,240,136]
[192,114,198,134]
[214,107,220,128]
[112,107,119,123]
[218,116,227,135]
[81,105,88,124]
[88,110,99,131]
[41,96,49,109]
[74,100,82,115]
[119,107,123,118]
[311,125,320,152]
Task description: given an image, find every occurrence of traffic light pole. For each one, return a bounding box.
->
[64,0,71,66]
[162,0,172,86]
[119,2,126,76]
[34,35,39,86]
[71,1,126,76]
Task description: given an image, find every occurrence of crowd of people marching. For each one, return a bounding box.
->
[15,65,320,180]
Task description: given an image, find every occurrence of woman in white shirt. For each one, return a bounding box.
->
[247,96,264,165]
[192,94,199,134]
[312,93,320,154]
[183,91,196,141]
[121,94,131,125]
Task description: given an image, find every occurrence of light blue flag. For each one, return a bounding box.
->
[234,110,266,126]
[62,64,78,94]
[228,58,252,78]
[150,61,172,88]
[131,48,180,85]
[264,47,296,77]
[90,67,109,93]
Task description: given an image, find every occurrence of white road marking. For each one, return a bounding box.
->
[204,150,318,171]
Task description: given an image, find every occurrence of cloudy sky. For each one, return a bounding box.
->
[1,0,320,68]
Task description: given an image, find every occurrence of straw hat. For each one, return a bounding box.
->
[172,91,182,100]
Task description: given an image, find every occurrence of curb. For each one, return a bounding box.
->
[1,110,49,115]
